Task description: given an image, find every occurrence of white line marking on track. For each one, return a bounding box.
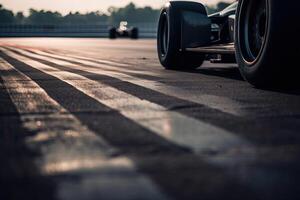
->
[45,49,132,67]
[2,47,252,155]
[25,47,246,116]
[0,56,168,200]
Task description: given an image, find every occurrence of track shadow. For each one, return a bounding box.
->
[256,84,300,96]
[171,65,244,81]
[197,66,244,81]
[174,66,300,95]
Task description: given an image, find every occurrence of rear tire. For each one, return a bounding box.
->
[109,27,117,39]
[157,6,205,70]
[235,0,300,87]
[130,27,139,39]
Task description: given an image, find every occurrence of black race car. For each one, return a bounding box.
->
[157,0,300,87]
[109,21,139,39]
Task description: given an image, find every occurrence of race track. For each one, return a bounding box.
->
[0,38,300,200]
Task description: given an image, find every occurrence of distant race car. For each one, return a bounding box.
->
[157,0,300,87]
[109,21,139,39]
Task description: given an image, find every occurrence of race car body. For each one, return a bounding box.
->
[157,0,300,87]
[109,21,139,39]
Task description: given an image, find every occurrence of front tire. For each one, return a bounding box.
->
[235,0,300,87]
[157,5,205,70]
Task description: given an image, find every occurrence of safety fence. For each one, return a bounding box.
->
[0,23,157,38]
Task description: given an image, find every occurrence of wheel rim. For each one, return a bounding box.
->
[239,0,268,63]
[159,12,169,57]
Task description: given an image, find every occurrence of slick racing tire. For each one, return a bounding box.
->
[235,0,300,87]
[157,2,205,70]
[109,27,117,39]
[130,27,139,39]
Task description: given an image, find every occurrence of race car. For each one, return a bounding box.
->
[109,21,139,39]
[157,0,300,87]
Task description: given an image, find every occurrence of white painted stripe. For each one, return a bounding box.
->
[32,48,159,76]
[26,47,245,116]
[46,49,130,67]
[0,57,168,200]
[2,47,252,155]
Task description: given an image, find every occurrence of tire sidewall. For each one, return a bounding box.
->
[157,5,182,66]
[109,27,117,39]
[236,0,300,86]
[157,2,206,69]
[235,0,273,84]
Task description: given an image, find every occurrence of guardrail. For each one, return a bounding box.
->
[0,24,157,38]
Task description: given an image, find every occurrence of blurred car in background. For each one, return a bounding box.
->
[109,21,139,39]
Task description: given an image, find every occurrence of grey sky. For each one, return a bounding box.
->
[0,0,233,15]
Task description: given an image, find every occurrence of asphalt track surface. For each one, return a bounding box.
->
[0,38,300,200]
